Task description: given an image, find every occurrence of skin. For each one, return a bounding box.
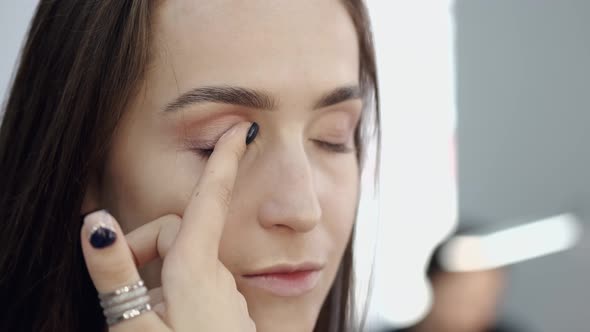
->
[83,1,362,331]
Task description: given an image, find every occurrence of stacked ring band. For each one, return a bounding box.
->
[98,279,152,326]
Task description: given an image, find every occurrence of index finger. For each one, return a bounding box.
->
[174,122,258,262]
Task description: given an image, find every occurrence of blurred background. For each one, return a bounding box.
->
[455,1,589,331]
[1,1,588,331]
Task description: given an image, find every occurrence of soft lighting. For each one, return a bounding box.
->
[355,0,458,329]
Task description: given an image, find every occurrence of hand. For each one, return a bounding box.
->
[81,122,257,332]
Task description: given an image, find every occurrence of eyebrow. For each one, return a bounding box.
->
[162,85,361,113]
[313,85,362,110]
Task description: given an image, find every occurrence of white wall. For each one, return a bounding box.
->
[0,1,37,106]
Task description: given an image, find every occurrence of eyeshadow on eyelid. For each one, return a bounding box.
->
[176,114,244,139]
[320,112,357,130]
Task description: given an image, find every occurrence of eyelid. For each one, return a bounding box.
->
[315,107,361,132]
[184,137,216,159]
[317,118,357,142]
[177,114,245,141]
[179,116,244,150]
[183,136,218,151]
[311,139,355,153]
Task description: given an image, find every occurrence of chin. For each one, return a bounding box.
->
[240,285,326,332]
[252,313,318,332]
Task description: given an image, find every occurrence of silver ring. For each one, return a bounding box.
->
[100,284,148,307]
[99,280,145,300]
[106,303,152,326]
[98,279,152,326]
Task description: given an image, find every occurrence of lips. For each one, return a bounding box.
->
[241,263,324,297]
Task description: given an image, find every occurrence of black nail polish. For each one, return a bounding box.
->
[89,226,117,248]
[245,122,259,145]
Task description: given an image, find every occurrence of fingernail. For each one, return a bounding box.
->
[246,122,259,145]
[80,208,108,225]
[84,210,117,249]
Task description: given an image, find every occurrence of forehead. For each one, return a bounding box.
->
[147,0,359,101]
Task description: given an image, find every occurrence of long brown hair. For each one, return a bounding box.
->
[0,1,379,331]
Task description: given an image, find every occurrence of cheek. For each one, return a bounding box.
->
[318,155,359,249]
[103,137,204,231]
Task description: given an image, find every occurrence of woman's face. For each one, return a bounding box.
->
[91,1,360,331]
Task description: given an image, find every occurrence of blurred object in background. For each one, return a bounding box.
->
[388,214,582,332]
[438,214,582,273]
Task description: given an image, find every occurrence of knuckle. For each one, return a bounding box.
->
[93,253,127,274]
[214,183,233,209]
[92,258,136,287]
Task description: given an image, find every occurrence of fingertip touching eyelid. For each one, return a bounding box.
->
[177,115,244,148]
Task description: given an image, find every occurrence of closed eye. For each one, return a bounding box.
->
[311,139,355,153]
[193,140,354,158]
[194,147,215,158]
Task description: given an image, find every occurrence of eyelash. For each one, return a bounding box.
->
[192,139,354,160]
[194,147,215,159]
[311,139,355,153]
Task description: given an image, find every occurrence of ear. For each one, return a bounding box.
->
[81,172,102,215]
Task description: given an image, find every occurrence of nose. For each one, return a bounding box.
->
[256,147,322,233]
